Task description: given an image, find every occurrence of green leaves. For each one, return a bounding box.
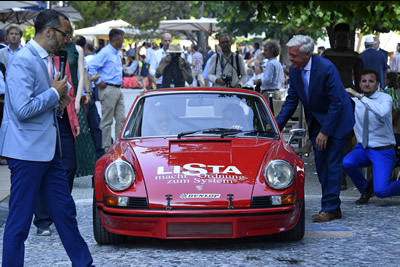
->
[70,1,400,46]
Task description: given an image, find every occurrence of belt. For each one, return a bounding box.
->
[105,83,121,88]
[370,145,395,150]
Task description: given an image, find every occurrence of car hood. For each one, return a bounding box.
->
[128,138,280,209]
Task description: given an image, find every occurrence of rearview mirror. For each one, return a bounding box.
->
[188,97,214,106]
[287,128,306,144]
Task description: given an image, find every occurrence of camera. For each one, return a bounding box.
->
[171,53,181,62]
[221,73,232,88]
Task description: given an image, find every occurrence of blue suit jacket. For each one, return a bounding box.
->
[360,48,388,88]
[276,55,355,139]
[0,41,60,161]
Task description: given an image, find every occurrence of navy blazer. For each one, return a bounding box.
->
[276,55,355,139]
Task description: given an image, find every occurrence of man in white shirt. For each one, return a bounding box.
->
[207,34,247,88]
[260,40,284,115]
[149,33,171,89]
[343,68,399,205]
[390,43,400,72]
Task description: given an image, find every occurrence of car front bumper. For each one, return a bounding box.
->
[97,201,303,239]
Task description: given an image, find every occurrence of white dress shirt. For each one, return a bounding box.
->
[352,90,396,148]
[149,49,167,85]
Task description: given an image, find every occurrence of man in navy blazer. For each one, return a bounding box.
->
[276,35,355,222]
[0,10,94,266]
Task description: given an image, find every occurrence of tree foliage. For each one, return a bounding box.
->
[70,1,207,46]
[69,1,118,29]
[70,1,196,32]
[70,1,400,38]
[199,1,400,39]
[192,1,400,63]
[68,1,400,60]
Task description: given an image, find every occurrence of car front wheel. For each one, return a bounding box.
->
[93,193,127,244]
[274,198,305,242]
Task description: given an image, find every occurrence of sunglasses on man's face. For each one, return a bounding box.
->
[51,27,71,40]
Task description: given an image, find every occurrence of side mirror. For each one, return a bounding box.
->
[287,128,306,144]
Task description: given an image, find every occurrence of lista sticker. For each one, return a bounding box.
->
[157,163,242,176]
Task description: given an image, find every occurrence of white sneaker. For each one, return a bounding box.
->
[37,227,51,236]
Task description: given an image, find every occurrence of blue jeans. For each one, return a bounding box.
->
[343,144,400,198]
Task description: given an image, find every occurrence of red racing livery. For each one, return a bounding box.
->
[93,87,305,243]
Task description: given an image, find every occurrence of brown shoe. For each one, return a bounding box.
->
[312,210,342,222]
[334,209,342,219]
[355,179,373,205]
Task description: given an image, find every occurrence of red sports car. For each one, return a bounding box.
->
[93,88,305,243]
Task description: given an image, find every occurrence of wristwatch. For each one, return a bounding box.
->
[358,93,364,100]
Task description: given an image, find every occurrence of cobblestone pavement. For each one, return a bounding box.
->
[0,152,400,266]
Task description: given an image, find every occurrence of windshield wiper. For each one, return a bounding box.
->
[177,128,241,138]
[221,130,277,137]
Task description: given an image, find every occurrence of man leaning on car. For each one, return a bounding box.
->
[275,35,355,223]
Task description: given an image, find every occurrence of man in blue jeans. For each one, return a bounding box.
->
[343,69,400,204]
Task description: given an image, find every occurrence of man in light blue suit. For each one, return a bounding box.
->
[0,9,94,266]
[276,35,355,222]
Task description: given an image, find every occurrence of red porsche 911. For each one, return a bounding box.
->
[93,88,305,244]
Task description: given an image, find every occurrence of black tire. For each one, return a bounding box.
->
[274,199,305,242]
[93,193,127,244]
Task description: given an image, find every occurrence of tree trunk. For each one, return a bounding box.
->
[197,31,206,51]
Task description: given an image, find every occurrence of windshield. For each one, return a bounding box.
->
[122,92,278,139]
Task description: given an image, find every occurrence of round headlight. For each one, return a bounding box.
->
[264,160,294,190]
[105,159,135,191]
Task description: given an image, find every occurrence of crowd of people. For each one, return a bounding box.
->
[1,7,400,265]
[116,33,290,97]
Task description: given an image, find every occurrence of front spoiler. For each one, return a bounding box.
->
[96,201,303,239]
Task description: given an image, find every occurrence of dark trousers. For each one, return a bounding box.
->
[341,131,354,186]
[34,114,76,229]
[261,90,278,116]
[0,99,3,125]
[3,154,93,266]
[86,98,105,159]
[311,134,347,213]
